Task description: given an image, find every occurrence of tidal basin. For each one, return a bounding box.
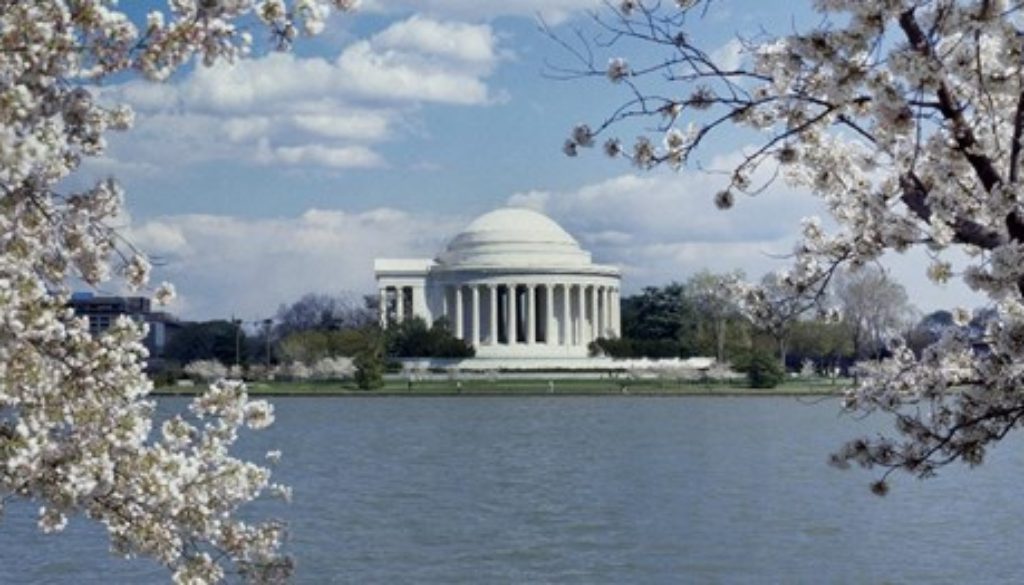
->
[3,395,1023,583]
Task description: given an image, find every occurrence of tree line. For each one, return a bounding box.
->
[159,263,960,389]
[592,266,947,379]
[155,292,472,389]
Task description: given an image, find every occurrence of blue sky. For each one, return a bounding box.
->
[83,0,982,320]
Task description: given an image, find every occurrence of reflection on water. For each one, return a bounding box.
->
[2,396,1022,583]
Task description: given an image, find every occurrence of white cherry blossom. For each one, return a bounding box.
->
[560,0,1024,493]
[0,1,355,581]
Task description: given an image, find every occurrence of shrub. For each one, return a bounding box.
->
[590,336,686,358]
[310,356,355,380]
[354,350,385,389]
[386,317,474,358]
[183,359,228,382]
[734,349,785,389]
[354,327,386,390]
[284,361,311,381]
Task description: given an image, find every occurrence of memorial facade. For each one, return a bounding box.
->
[374,207,621,359]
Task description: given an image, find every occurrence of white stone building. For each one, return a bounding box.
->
[374,207,621,359]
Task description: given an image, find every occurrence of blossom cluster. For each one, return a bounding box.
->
[0,1,354,582]
[570,0,1024,490]
[185,360,231,382]
[281,357,355,380]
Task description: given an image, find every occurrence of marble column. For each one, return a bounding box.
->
[454,286,463,339]
[526,284,536,345]
[596,285,604,339]
[581,284,589,340]
[605,286,612,337]
[613,287,621,337]
[378,288,387,328]
[396,286,406,323]
[439,286,447,329]
[489,284,498,345]
[508,284,517,345]
[412,285,428,324]
[471,285,480,347]
[561,284,570,345]
[575,284,584,345]
[545,285,555,345]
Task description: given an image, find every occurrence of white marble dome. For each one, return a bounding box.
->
[436,207,591,269]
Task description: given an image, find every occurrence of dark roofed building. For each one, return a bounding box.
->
[69,292,184,359]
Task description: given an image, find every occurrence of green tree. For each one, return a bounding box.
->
[756,272,814,370]
[386,317,475,358]
[688,270,743,363]
[278,328,371,364]
[622,283,685,340]
[278,330,331,364]
[733,348,786,389]
[619,283,699,356]
[353,327,386,390]
[274,292,376,335]
[164,320,247,366]
[329,328,371,357]
[789,319,855,375]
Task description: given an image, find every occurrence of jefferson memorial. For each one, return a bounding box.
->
[374,207,621,359]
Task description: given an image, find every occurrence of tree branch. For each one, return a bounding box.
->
[898,9,1003,192]
[1009,90,1024,183]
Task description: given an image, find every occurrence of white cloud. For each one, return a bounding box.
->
[335,42,491,104]
[222,116,273,142]
[263,144,385,168]
[97,15,501,173]
[132,221,191,255]
[508,158,984,313]
[129,208,466,320]
[511,153,824,248]
[365,0,602,23]
[372,15,499,69]
[128,184,985,321]
[711,38,745,71]
[509,169,815,288]
[290,111,392,141]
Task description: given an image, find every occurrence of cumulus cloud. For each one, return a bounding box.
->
[510,152,823,249]
[509,167,816,287]
[95,15,502,173]
[509,161,984,313]
[129,208,466,319]
[365,0,602,23]
[370,15,499,71]
[128,182,983,320]
[335,42,491,104]
[710,38,745,71]
[260,143,386,169]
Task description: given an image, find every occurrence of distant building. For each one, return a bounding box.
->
[374,207,621,360]
[69,292,183,358]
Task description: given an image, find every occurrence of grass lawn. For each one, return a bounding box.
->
[155,376,847,397]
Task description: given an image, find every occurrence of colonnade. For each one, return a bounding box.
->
[440,282,619,348]
[378,285,414,327]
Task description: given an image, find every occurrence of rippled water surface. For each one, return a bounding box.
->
[2,395,1023,583]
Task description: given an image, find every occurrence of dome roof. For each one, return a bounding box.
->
[436,207,592,269]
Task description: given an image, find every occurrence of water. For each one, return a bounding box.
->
[2,396,1022,583]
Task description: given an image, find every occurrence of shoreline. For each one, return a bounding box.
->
[152,379,848,398]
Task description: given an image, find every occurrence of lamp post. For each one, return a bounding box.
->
[261,318,273,369]
[231,316,242,369]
